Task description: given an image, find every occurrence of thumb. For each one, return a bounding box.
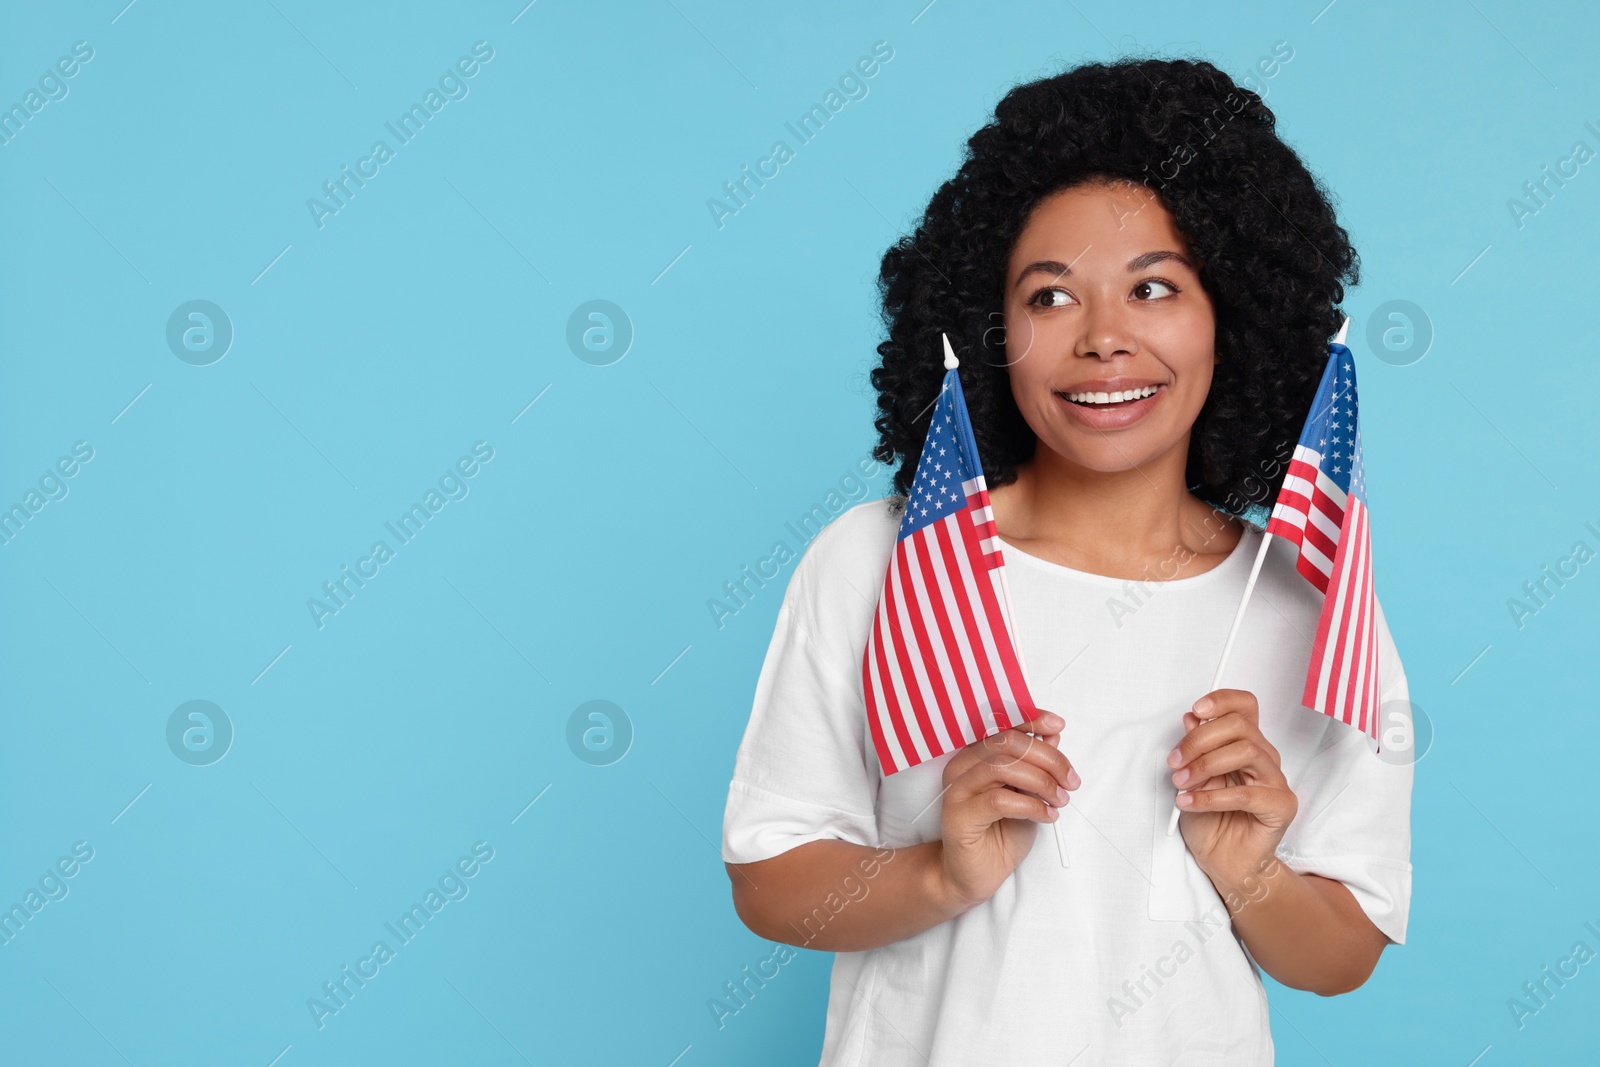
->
[1018,710,1064,735]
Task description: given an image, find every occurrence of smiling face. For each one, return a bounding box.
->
[1002,178,1217,479]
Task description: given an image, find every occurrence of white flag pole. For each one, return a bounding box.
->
[996,558,1070,868]
[945,333,1069,868]
[1166,315,1350,838]
[1165,532,1273,836]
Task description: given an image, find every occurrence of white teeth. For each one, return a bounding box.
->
[1064,385,1159,405]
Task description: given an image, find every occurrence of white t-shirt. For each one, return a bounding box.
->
[721,496,1413,1066]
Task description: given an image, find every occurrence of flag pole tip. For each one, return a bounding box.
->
[1333,315,1350,346]
[942,333,959,370]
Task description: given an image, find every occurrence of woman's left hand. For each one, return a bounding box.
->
[1168,689,1298,885]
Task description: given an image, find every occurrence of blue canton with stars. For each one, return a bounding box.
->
[1296,342,1365,505]
[899,368,984,539]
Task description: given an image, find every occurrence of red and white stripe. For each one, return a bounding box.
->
[862,477,1040,774]
[1266,445,1380,741]
[1265,444,1346,592]
[1304,498,1379,738]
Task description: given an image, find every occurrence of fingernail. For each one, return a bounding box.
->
[1192,697,1213,715]
[1177,791,1194,807]
[1172,767,1190,786]
[1066,768,1081,789]
[1043,712,1064,730]
[1166,747,1182,767]
[1055,786,1069,804]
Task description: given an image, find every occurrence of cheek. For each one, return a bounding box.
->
[1159,342,1214,417]
[1184,355,1216,412]
[1003,311,1041,366]
[1181,361,1217,416]
[1004,354,1055,422]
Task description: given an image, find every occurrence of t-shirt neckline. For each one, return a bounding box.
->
[995,519,1261,590]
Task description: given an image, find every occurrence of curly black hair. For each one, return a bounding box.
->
[868,55,1358,519]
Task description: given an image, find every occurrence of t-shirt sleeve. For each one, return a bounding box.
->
[720,529,882,865]
[1275,595,1415,945]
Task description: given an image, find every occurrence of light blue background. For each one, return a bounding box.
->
[2,1,1596,1063]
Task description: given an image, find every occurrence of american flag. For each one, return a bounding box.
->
[861,355,1042,775]
[1264,342,1381,743]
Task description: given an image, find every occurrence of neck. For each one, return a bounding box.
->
[993,438,1236,571]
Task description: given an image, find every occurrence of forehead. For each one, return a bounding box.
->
[1008,180,1188,268]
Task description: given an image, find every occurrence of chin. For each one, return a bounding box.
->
[1063,445,1173,473]
[1040,424,1191,473]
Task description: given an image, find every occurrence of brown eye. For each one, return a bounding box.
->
[1133,279,1178,300]
[1031,287,1073,308]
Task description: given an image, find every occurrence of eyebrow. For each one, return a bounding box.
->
[1012,249,1195,291]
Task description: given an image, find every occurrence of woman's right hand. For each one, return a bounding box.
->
[936,710,1079,911]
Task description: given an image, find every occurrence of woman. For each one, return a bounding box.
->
[720,56,1412,1065]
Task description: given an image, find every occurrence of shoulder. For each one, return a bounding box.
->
[796,494,901,569]
[1252,523,1408,698]
[1252,525,1322,623]
[784,495,903,637]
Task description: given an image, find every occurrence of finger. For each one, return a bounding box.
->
[1021,729,1063,750]
[1175,782,1296,826]
[1168,712,1278,774]
[947,715,1059,778]
[977,783,1061,825]
[1009,712,1065,758]
[1168,713,1248,770]
[1172,738,1286,791]
[1016,710,1065,736]
[970,724,1079,789]
[1026,714,1063,751]
[950,754,1070,810]
[1190,688,1259,728]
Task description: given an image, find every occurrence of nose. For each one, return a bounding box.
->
[1074,299,1138,363]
